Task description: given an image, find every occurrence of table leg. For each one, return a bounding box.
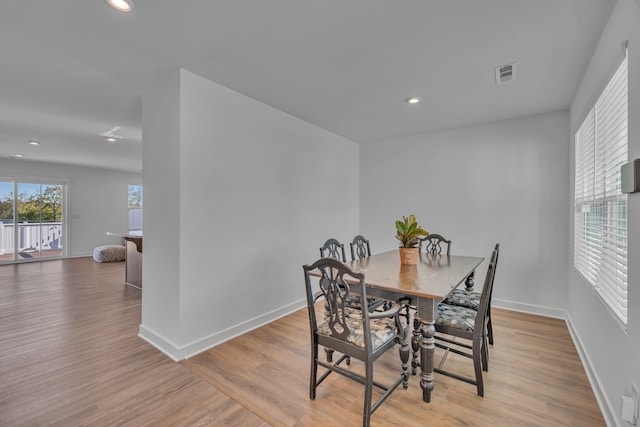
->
[400,329,409,389]
[418,299,435,403]
[411,316,420,375]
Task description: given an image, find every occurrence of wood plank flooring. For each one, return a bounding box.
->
[0,258,605,426]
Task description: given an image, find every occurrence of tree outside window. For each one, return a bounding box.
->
[128,185,143,231]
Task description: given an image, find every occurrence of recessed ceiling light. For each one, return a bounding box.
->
[405,96,421,105]
[28,140,40,146]
[14,153,24,158]
[105,0,134,12]
[106,137,117,143]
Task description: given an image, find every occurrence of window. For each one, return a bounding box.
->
[128,185,143,231]
[0,180,65,262]
[574,54,628,325]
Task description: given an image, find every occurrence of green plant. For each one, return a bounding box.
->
[395,214,429,248]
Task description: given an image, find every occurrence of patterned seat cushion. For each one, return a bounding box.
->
[442,289,480,310]
[317,307,398,351]
[436,303,477,332]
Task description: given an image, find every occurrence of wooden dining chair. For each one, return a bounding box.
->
[319,238,347,262]
[406,233,453,374]
[320,237,385,308]
[303,257,409,427]
[433,244,499,396]
[441,243,500,345]
[350,235,391,311]
[419,233,452,256]
[349,235,371,261]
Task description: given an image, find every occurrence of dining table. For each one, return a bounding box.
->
[346,249,484,403]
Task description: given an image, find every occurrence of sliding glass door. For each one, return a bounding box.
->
[0,181,15,262]
[0,180,65,262]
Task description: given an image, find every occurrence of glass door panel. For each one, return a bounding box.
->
[17,183,64,259]
[40,184,63,258]
[17,183,42,259]
[0,181,15,262]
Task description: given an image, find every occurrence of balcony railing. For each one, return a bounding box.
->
[0,221,63,259]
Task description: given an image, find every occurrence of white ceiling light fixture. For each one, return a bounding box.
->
[105,0,134,12]
[14,153,24,158]
[100,126,125,142]
[405,96,421,105]
[28,140,40,145]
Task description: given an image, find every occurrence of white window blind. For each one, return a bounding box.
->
[574,55,628,325]
[574,56,628,325]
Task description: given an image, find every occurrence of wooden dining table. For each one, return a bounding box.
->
[346,249,484,403]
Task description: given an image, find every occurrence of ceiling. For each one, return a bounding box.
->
[0,1,615,173]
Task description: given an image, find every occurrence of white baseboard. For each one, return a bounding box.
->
[565,313,617,427]
[138,325,183,362]
[138,298,307,361]
[69,252,92,258]
[493,298,566,319]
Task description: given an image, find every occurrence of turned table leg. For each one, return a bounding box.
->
[411,316,421,375]
[418,299,435,403]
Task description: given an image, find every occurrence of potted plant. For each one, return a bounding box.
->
[395,214,429,265]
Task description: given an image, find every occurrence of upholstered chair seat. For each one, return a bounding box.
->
[442,289,480,311]
[317,307,399,351]
[436,303,477,332]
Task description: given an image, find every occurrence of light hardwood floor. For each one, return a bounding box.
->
[0,258,605,426]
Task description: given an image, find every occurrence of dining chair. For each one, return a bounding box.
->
[441,243,500,345]
[419,233,452,256]
[321,238,385,309]
[349,234,371,261]
[319,238,386,364]
[319,238,347,262]
[303,257,409,427]
[433,244,499,396]
[405,233,453,374]
[350,235,391,312]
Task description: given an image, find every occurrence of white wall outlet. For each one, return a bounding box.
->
[635,384,640,419]
[622,383,639,425]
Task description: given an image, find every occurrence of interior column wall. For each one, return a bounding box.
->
[139,69,360,359]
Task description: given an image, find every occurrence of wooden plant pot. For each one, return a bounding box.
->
[399,247,419,265]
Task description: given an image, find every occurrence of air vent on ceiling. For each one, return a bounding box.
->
[495,62,517,85]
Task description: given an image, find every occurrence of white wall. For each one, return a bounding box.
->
[568,0,640,425]
[140,69,359,360]
[360,111,570,316]
[139,69,182,348]
[0,158,142,257]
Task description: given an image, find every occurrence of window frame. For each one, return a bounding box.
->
[573,53,628,326]
[128,184,143,232]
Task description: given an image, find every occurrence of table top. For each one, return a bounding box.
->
[347,250,484,300]
[106,230,143,239]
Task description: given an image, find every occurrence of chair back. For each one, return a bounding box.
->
[485,243,500,310]
[303,257,373,353]
[420,234,451,256]
[350,235,371,261]
[474,245,499,336]
[303,257,408,425]
[319,238,347,262]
